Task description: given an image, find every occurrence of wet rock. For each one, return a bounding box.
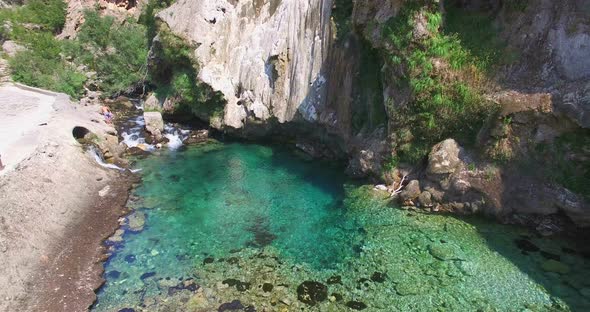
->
[400,180,421,202]
[144,112,164,135]
[125,146,150,157]
[514,239,540,252]
[185,129,210,145]
[370,272,387,283]
[203,257,215,264]
[542,260,570,274]
[428,242,465,261]
[297,281,328,306]
[262,283,273,292]
[346,301,368,310]
[218,300,244,311]
[427,139,463,175]
[326,275,342,285]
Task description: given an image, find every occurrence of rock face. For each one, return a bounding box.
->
[2,40,25,57]
[157,0,333,130]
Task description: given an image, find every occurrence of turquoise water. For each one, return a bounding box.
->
[93,142,590,311]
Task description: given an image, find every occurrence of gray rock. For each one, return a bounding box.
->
[2,40,25,57]
[400,180,421,202]
[427,139,463,175]
[144,112,164,135]
[128,211,146,232]
[144,94,161,111]
[418,191,433,207]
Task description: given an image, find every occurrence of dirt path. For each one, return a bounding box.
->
[0,83,135,311]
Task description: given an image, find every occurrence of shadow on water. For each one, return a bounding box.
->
[456,214,590,311]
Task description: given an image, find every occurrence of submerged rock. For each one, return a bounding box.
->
[514,239,540,253]
[127,211,146,232]
[541,260,570,274]
[370,272,387,283]
[262,283,273,292]
[326,275,342,285]
[346,301,368,310]
[428,242,465,261]
[297,281,328,306]
[218,300,244,311]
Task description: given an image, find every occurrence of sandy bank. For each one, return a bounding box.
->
[0,83,136,311]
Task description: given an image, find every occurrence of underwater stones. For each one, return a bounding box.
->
[455,261,477,276]
[428,242,465,261]
[580,288,590,299]
[542,260,570,274]
[117,309,135,312]
[394,280,422,296]
[222,279,251,291]
[514,239,540,252]
[124,254,136,263]
[218,300,244,311]
[370,272,387,283]
[106,270,121,279]
[326,275,342,285]
[127,211,146,232]
[262,283,273,292]
[330,293,343,302]
[296,281,328,306]
[140,272,157,280]
[203,257,215,264]
[346,301,368,310]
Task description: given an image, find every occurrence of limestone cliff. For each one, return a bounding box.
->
[152,0,589,227]
[157,0,333,130]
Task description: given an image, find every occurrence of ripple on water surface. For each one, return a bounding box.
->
[93,143,590,312]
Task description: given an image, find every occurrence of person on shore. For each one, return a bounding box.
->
[101,105,113,124]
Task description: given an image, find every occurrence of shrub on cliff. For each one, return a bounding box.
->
[66,10,149,95]
[382,0,502,164]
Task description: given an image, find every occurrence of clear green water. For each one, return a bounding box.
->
[93,142,590,312]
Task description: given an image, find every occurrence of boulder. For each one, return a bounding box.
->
[400,180,421,202]
[427,139,463,175]
[144,94,161,111]
[2,40,25,57]
[418,191,433,207]
[144,112,164,135]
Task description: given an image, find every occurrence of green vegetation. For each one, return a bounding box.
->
[332,0,354,41]
[382,0,502,164]
[1,0,86,97]
[533,130,590,198]
[64,11,149,95]
[1,2,148,97]
[150,26,225,119]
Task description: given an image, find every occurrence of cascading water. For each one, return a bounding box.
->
[119,101,189,152]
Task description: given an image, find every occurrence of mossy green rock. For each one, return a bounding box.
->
[541,260,570,274]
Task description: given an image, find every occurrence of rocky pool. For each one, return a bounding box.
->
[92,142,590,311]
